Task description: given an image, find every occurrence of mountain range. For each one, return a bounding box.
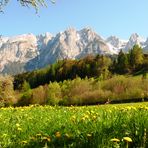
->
[0,27,148,75]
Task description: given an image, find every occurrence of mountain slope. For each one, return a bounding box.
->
[0,28,147,74]
[124,33,146,51]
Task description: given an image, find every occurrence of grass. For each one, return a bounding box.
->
[0,102,148,148]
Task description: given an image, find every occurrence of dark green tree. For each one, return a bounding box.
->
[129,44,144,70]
[95,55,112,79]
[116,50,129,74]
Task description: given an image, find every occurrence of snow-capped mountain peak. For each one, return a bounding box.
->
[129,33,145,43]
[124,33,146,51]
[0,28,147,74]
[106,36,127,49]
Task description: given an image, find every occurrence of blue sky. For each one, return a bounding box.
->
[0,0,148,39]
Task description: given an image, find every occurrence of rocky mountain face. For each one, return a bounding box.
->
[124,33,146,51]
[0,28,147,74]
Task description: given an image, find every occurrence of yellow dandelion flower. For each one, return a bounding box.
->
[108,110,112,113]
[30,136,36,140]
[71,115,76,122]
[36,133,42,137]
[16,123,20,127]
[126,107,132,110]
[110,138,120,142]
[95,112,99,115]
[92,115,97,120]
[123,137,132,142]
[42,136,51,142]
[21,140,28,144]
[17,127,22,131]
[131,106,136,110]
[55,132,61,138]
[90,110,95,114]
[81,117,86,121]
[84,114,89,119]
[87,134,92,138]
[86,111,90,114]
[2,134,7,137]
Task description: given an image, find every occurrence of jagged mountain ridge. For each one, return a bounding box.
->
[0,28,148,74]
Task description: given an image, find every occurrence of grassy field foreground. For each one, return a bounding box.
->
[0,103,148,148]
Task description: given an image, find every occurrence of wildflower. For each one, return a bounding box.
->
[90,110,95,114]
[36,133,42,137]
[86,111,90,114]
[108,109,112,113]
[87,134,92,138]
[84,114,89,119]
[16,123,20,127]
[110,138,120,142]
[2,134,7,137]
[71,115,76,122]
[30,136,36,140]
[123,137,132,142]
[21,140,28,144]
[92,115,97,121]
[123,137,132,148]
[81,117,86,121]
[42,136,51,142]
[131,106,136,110]
[110,138,120,148]
[17,127,22,131]
[55,132,61,138]
[126,107,132,110]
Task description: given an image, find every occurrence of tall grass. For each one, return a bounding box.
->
[0,103,148,147]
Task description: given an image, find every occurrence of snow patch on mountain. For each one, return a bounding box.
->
[124,33,146,51]
[0,28,147,74]
[106,36,127,50]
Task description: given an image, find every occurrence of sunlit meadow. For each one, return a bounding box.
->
[0,103,148,148]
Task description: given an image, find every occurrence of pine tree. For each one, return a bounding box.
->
[129,45,144,70]
[116,50,129,74]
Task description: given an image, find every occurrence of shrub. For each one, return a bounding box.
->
[47,82,62,105]
[22,80,30,92]
[31,86,47,105]
[101,75,147,102]
[18,89,32,106]
[0,75,15,107]
[11,75,148,106]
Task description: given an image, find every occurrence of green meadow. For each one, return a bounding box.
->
[0,102,148,148]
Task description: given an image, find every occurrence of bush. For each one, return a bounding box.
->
[31,86,47,105]
[101,75,147,102]
[47,82,62,105]
[18,89,32,106]
[49,76,148,105]
[0,75,15,107]
[11,75,148,106]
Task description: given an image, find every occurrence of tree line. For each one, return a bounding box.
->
[14,44,148,90]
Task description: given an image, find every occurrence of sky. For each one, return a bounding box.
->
[0,0,148,39]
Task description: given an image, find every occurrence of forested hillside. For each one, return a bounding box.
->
[14,45,148,90]
[0,45,148,107]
